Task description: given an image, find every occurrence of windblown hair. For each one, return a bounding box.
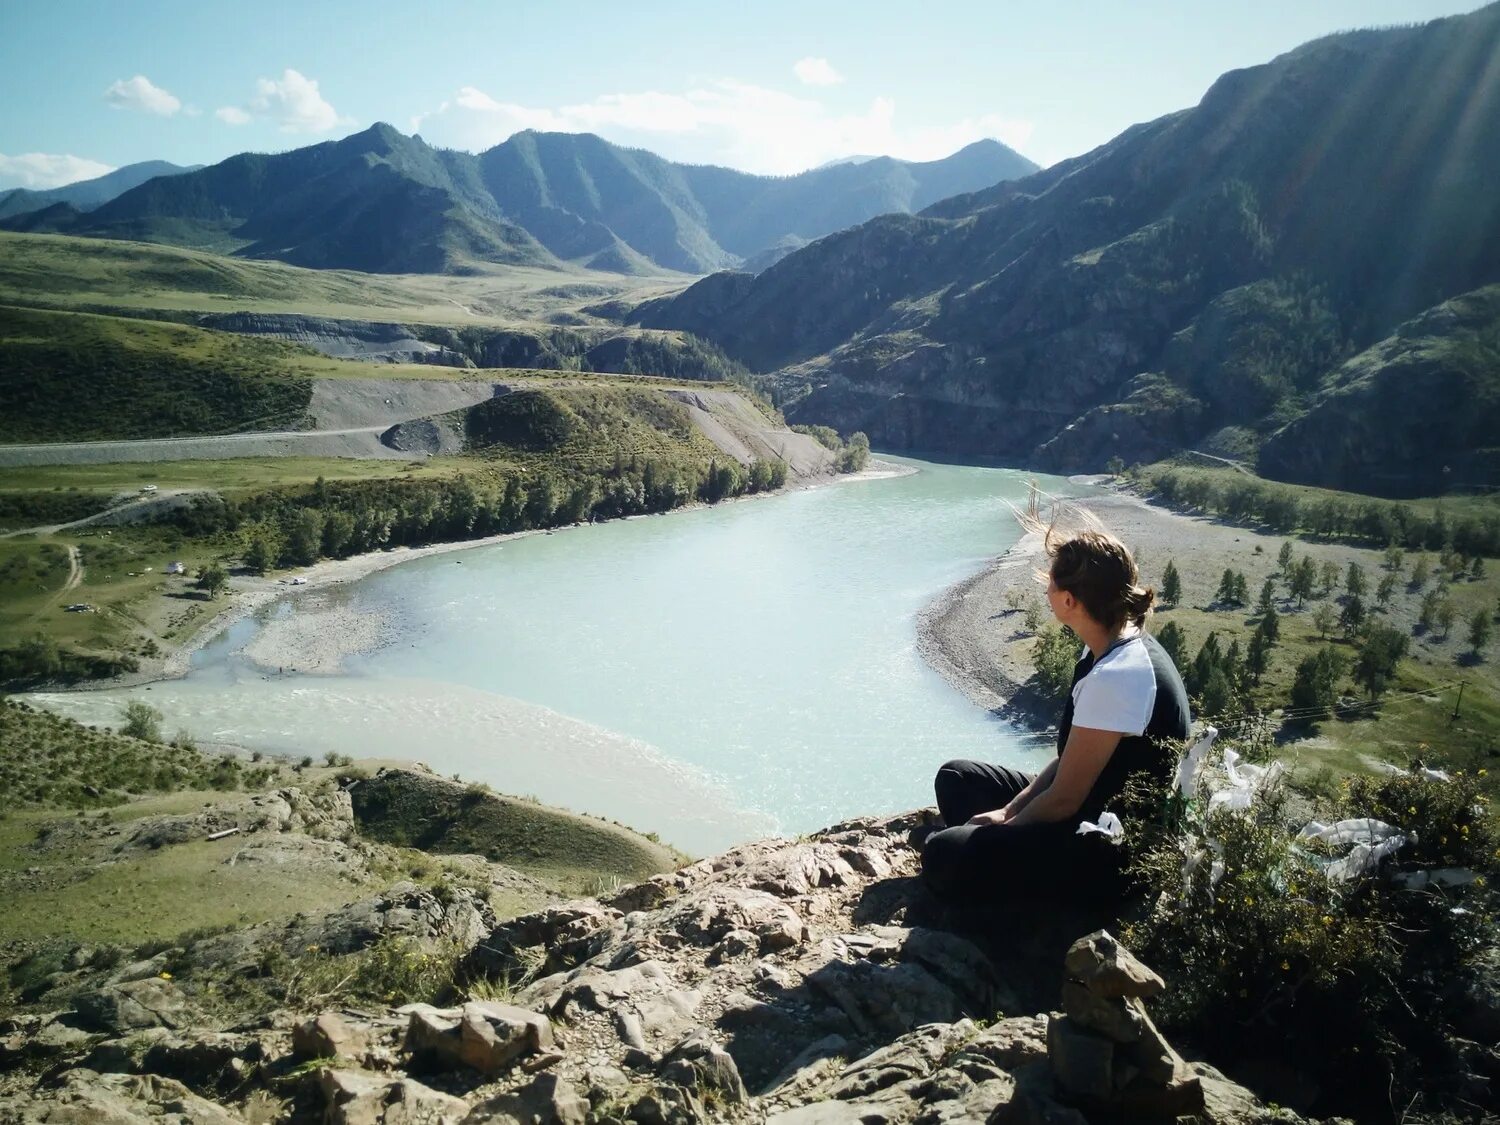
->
[1014,487,1155,630]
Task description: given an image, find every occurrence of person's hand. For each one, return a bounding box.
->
[967,808,1011,827]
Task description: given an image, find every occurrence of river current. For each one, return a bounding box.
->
[33,458,1082,854]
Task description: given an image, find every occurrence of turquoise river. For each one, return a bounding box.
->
[33,458,1087,854]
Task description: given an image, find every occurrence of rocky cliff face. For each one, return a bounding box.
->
[0,806,1312,1124]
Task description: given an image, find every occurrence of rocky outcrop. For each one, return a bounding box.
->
[197,313,473,367]
[0,811,1309,1124]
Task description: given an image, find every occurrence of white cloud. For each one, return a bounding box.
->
[793,57,844,87]
[0,152,115,190]
[104,75,182,117]
[215,69,341,133]
[412,81,1033,176]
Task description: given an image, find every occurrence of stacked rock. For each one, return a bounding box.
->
[1046,930,1203,1118]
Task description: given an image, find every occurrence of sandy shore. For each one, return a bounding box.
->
[916,481,1411,729]
[63,459,916,690]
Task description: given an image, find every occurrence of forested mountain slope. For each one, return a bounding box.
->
[636,4,1500,495]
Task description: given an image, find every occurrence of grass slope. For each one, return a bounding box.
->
[0,231,679,327]
[351,769,685,891]
[0,306,315,442]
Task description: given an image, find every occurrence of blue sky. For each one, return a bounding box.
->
[0,0,1488,188]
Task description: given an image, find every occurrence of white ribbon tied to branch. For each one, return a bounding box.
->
[1173,726,1218,799]
[1298,818,1408,882]
[1076,811,1123,841]
[1208,747,1285,811]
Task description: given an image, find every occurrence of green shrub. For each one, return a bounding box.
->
[121,701,164,743]
[1125,761,1496,1117]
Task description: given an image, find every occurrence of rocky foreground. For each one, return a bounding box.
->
[0,795,1326,1124]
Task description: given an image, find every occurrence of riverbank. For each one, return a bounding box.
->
[54,458,918,688]
[916,481,1421,731]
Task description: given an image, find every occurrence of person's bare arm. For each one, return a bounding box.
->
[966,758,1059,825]
[1004,726,1123,827]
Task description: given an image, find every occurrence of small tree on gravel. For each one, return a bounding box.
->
[197,563,228,600]
[1246,627,1270,683]
[1290,558,1317,608]
[1278,541,1295,574]
[1032,627,1078,700]
[1339,595,1366,637]
[1355,624,1409,698]
[1313,604,1336,639]
[1410,555,1431,589]
[1383,543,1405,573]
[1376,573,1397,609]
[1155,620,1188,670]
[1319,559,1341,597]
[1257,577,1276,618]
[1162,561,1182,607]
[1437,600,1457,640]
[1259,604,1281,644]
[1022,599,1045,635]
[1290,648,1345,717]
[1419,588,1444,631]
[1469,610,1493,657]
[1346,563,1367,599]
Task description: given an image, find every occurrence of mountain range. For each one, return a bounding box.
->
[635,3,1500,496]
[0,129,1036,276]
[0,160,200,222]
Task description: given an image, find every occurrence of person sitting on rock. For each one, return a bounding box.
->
[921,523,1190,903]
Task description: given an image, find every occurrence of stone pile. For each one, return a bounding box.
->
[1046,929,1204,1117]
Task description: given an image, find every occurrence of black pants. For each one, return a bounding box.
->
[921,758,1123,903]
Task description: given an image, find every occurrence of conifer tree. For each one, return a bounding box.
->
[1346,562,1366,598]
[1470,609,1492,656]
[1162,560,1182,607]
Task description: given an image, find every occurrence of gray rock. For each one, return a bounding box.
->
[72,978,195,1033]
[403,1002,553,1074]
[957,1016,1049,1072]
[1046,1015,1113,1101]
[1062,931,1164,1000]
[1059,981,1143,1043]
[0,1069,242,1124]
[464,1072,589,1124]
[766,1103,871,1125]
[321,1068,468,1125]
[808,960,962,1039]
[293,1011,366,1061]
[659,1030,748,1105]
[758,1033,850,1098]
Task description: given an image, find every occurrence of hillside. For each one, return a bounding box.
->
[0,160,199,221]
[0,699,1491,1122]
[0,127,1036,276]
[637,5,1500,497]
[0,306,317,442]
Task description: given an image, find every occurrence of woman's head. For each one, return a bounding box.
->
[1044,528,1154,631]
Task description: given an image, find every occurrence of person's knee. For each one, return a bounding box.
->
[933,759,976,803]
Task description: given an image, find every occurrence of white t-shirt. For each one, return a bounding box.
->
[1069,633,1157,735]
